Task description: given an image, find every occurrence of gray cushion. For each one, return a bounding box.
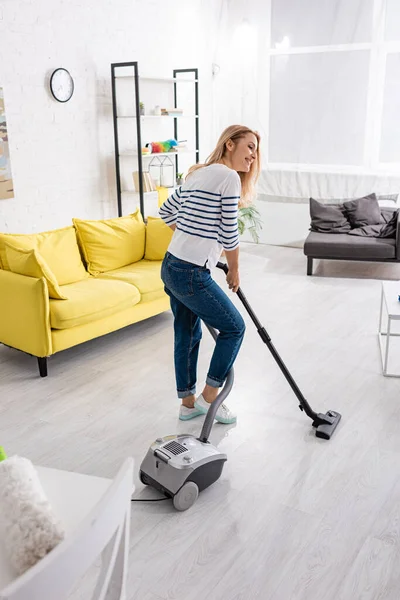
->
[304,232,396,259]
[309,198,350,233]
[309,193,398,205]
[379,209,399,238]
[347,210,398,238]
[343,193,380,227]
[348,224,386,237]
[380,207,397,223]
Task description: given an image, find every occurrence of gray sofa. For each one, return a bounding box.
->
[303,195,400,275]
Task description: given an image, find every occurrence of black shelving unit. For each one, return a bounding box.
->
[173,68,199,188]
[111,62,199,218]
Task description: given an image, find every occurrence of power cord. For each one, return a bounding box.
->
[131,496,169,503]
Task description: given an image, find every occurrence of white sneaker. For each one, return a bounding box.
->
[194,394,237,424]
[179,405,203,421]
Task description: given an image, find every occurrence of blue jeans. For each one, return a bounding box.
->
[161,252,246,399]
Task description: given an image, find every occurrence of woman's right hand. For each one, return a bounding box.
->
[224,247,240,292]
[226,269,240,293]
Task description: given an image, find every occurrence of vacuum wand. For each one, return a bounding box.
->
[198,324,234,444]
[216,262,341,440]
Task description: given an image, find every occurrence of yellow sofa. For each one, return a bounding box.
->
[0,211,172,376]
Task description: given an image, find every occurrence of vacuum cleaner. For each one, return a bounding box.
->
[139,321,233,511]
[139,262,342,511]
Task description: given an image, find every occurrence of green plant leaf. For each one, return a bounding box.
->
[238,205,263,242]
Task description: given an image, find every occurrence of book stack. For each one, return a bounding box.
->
[161,108,183,116]
[132,171,157,192]
[177,140,187,152]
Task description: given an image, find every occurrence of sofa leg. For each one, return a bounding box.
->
[38,357,48,377]
[307,257,313,276]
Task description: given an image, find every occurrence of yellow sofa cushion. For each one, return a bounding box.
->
[98,260,165,303]
[73,210,145,276]
[0,226,88,285]
[50,278,140,330]
[5,242,68,300]
[145,217,173,260]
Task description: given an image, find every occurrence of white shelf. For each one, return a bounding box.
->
[141,76,198,83]
[117,115,199,119]
[121,187,177,195]
[119,150,199,157]
[115,74,198,83]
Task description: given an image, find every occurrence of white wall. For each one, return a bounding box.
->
[0,0,222,233]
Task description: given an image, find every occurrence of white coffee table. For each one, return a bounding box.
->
[378,281,400,377]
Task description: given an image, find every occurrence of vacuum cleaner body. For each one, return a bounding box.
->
[140,434,227,510]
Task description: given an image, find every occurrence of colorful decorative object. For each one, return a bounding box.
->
[0,88,14,200]
[146,139,178,154]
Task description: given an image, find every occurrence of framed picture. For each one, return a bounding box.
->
[0,88,14,199]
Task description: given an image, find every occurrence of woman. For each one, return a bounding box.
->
[159,125,260,424]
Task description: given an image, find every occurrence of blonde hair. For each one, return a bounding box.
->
[187,125,261,206]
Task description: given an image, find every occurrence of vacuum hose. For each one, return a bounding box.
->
[198,324,234,444]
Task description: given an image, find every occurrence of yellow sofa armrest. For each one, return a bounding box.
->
[0,270,52,357]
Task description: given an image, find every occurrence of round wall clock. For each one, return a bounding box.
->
[50,68,74,103]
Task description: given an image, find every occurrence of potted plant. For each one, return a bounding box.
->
[139,102,145,116]
[176,172,184,186]
[238,204,263,243]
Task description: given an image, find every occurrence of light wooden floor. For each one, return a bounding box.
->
[2,244,400,599]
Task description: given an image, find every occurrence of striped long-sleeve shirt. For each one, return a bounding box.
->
[159,164,241,268]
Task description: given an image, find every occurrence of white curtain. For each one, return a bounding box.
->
[212,0,400,244]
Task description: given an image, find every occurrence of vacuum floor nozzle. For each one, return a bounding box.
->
[314,411,342,440]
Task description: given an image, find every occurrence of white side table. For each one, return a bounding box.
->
[378,281,400,377]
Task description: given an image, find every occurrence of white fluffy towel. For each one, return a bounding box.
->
[0,456,65,575]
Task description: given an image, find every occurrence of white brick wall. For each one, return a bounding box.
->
[0,0,220,233]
